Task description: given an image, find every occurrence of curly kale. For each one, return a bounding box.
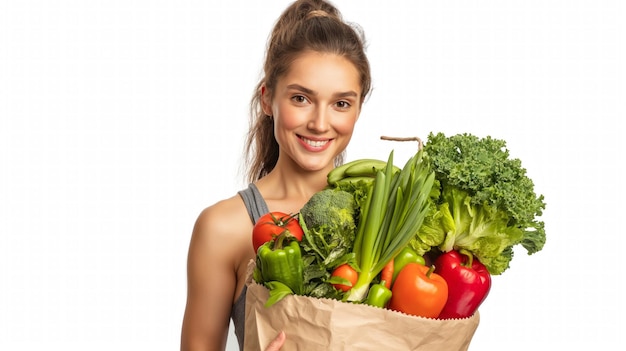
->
[419,132,546,275]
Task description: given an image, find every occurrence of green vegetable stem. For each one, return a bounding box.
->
[347,149,435,302]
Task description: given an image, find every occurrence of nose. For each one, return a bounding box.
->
[307,106,330,133]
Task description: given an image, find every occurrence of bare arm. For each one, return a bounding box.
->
[180,201,245,351]
[180,194,290,351]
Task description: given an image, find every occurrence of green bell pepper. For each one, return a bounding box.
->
[365,280,392,308]
[256,231,304,297]
[392,246,425,283]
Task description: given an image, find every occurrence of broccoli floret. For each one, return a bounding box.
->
[300,188,357,234]
[298,188,358,271]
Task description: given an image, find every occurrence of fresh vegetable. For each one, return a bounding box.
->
[434,249,491,319]
[300,188,357,232]
[388,263,448,318]
[420,132,546,275]
[253,211,303,253]
[330,264,359,292]
[344,150,435,302]
[298,188,358,267]
[297,187,359,300]
[392,246,425,283]
[327,158,400,186]
[406,198,446,256]
[380,259,394,289]
[365,281,392,308]
[251,132,546,330]
[255,231,304,306]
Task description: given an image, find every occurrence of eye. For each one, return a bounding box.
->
[335,100,352,110]
[291,95,308,104]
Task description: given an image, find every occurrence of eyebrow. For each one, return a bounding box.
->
[286,84,358,99]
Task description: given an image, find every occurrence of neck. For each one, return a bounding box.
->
[254,157,332,213]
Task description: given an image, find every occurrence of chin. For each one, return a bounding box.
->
[298,158,334,173]
[299,164,327,173]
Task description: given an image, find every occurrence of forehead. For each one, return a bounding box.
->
[278,51,361,95]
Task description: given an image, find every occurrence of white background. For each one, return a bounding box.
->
[1,1,624,350]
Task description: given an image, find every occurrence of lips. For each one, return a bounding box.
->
[298,135,331,150]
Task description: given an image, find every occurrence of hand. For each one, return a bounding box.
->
[264,331,286,351]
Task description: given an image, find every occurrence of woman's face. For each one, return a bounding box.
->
[263,51,362,173]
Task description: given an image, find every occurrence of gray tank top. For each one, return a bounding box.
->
[232,183,269,350]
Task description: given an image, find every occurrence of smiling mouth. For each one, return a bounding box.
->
[299,136,330,148]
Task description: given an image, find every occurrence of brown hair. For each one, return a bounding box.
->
[243,0,372,183]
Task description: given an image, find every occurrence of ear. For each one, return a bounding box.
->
[261,85,272,116]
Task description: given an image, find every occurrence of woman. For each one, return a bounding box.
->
[180,1,371,350]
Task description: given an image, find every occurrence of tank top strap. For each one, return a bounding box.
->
[238,183,270,224]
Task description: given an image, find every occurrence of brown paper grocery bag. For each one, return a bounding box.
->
[244,262,480,351]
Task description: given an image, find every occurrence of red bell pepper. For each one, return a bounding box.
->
[434,249,491,319]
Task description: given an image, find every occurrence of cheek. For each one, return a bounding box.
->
[333,114,359,135]
[273,104,305,131]
[275,116,301,132]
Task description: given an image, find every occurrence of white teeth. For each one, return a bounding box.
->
[302,138,328,147]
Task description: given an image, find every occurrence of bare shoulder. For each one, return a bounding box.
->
[190,194,253,271]
[194,195,251,237]
[191,194,253,257]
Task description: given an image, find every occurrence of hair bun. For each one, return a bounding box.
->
[306,9,331,19]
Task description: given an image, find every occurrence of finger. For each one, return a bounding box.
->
[264,331,286,351]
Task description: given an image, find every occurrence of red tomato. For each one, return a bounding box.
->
[252,211,303,253]
[331,264,358,292]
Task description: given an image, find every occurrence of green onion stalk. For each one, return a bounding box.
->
[347,149,435,302]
